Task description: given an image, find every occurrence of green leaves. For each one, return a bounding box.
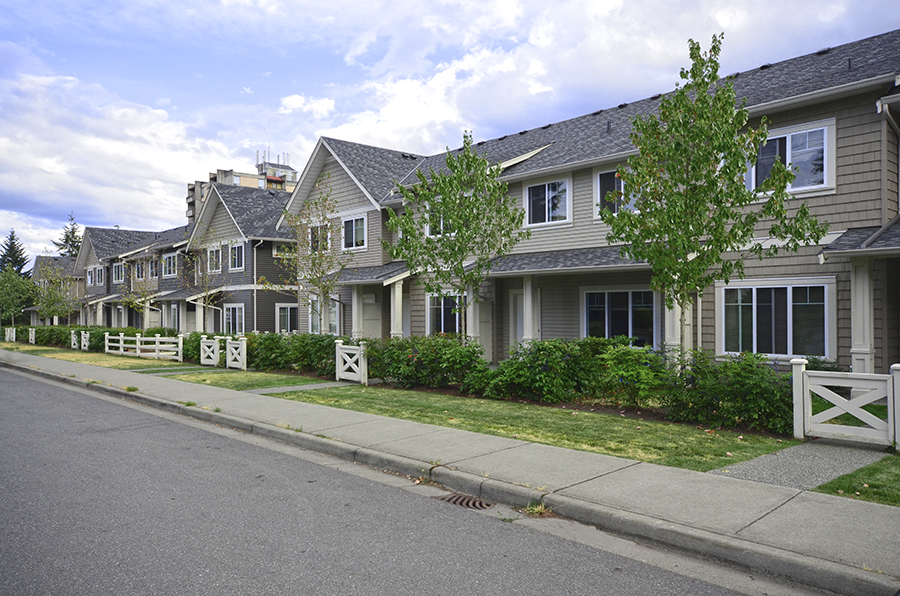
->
[599,34,828,348]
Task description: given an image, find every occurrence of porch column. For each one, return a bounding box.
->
[663,300,692,353]
[466,284,479,343]
[351,285,363,339]
[850,257,875,373]
[390,280,404,338]
[195,304,204,333]
[523,275,535,342]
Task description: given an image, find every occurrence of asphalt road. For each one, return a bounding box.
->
[0,369,814,596]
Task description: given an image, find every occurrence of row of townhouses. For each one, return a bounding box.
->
[31,29,900,373]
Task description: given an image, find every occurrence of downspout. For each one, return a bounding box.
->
[253,239,264,332]
[876,99,900,222]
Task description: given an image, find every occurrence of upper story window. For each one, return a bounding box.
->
[208,247,221,273]
[746,121,833,192]
[230,243,244,271]
[597,171,637,215]
[343,216,366,250]
[233,175,241,186]
[95,266,104,286]
[309,225,330,253]
[526,179,569,226]
[162,253,177,278]
[257,178,265,189]
[87,269,94,286]
[149,259,159,279]
[135,261,144,280]
[112,263,125,284]
[427,203,453,237]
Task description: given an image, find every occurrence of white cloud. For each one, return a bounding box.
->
[278,94,336,118]
[241,86,254,95]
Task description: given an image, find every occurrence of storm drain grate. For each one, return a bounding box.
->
[434,493,494,510]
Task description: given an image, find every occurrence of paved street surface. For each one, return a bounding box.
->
[2,349,899,596]
[3,370,762,596]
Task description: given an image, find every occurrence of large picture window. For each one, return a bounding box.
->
[747,126,827,191]
[722,283,827,357]
[526,180,568,225]
[584,290,654,346]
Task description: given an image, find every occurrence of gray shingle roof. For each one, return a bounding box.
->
[393,28,900,195]
[323,137,421,203]
[337,261,409,284]
[32,255,79,278]
[488,246,647,275]
[84,227,158,260]
[821,227,882,253]
[213,184,293,239]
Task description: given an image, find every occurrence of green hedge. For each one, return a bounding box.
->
[365,334,488,390]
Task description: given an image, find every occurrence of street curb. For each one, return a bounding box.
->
[4,359,899,596]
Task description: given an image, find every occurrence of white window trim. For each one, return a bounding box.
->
[162,253,177,278]
[135,261,144,281]
[747,118,836,196]
[309,296,340,335]
[425,293,466,336]
[149,259,159,279]
[207,246,222,273]
[223,303,245,336]
[229,243,245,272]
[578,285,661,347]
[593,167,632,219]
[341,213,367,251]
[276,303,299,334]
[95,266,104,286]
[714,276,836,360]
[523,174,573,228]
[87,269,94,286]
[112,262,125,284]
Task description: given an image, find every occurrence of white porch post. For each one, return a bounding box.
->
[390,280,404,338]
[663,300,692,353]
[523,275,535,342]
[850,257,874,373]
[351,285,363,339]
[466,284,479,343]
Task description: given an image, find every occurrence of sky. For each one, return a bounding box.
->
[2,0,900,268]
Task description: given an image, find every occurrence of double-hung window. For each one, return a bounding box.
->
[309,225,329,253]
[224,304,244,335]
[746,124,829,192]
[343,216,366,250]
[95,267,104,286]
[149,259,159,279]
[162,254,177,277]
[721,282,828,357]
[208,247,221,273]
[584,290,655,347]
[87,269,94,286]
[526,179,568,225]
[112,263,124,284]
[428,294,463,335]
[277,304,299,334]
[230,243,244,271]
[135,261,144,280]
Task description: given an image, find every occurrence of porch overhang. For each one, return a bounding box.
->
[484,246,650,278]
[337,262,410,286]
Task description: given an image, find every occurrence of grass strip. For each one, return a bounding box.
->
[2,344,196,370]
[167,370,326,391]
[812,453,900,507]
[276,384,797,472]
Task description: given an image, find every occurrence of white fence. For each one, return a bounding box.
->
[105,333,184,361]
[200,335,220,366]
[198,335,246,370]
[792,359,898,447]
[4,327,14,342]
[28,328,35,344]
[335,340,367,385]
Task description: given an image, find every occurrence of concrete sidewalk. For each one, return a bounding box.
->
[1,348,898,596]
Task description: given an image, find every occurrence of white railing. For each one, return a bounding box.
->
[105,332,184,361]
[335,340,367,385]
[226,337,247,371]
[4,327,15,342]
[200,335,220,366]
[792,359,898,447]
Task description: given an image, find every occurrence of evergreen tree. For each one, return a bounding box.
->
[0,229,29,277]
[52,212,82,257]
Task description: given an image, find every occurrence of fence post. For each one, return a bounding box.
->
[136,333,142,357]
[119,333,125,354]
[891,364,900,450]
[335,340,343,381]
[28,328,35,344]
[154,334,161,359]
[71,330,78,350]
[359,341,368,386]
[791,359,808,440]
[81,331,89,351]
[177,334,184,363]
[240,336,247,371]
[105,332,109,354]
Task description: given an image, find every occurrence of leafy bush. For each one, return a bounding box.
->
[366,334,486,389]
[662,351,793,434]
[597,345,668,408]
[183,332,203,363]
[486,338,583,403]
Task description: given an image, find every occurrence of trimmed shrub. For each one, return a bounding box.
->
[597,345,668,408]
[365,334,486,389]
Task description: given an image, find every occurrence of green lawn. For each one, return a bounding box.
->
[813,453,900,507]
[168,370,326,391]
[274,384,798,472]
[1,343,196,370]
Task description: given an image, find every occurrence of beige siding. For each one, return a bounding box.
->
[207,201,242,241]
